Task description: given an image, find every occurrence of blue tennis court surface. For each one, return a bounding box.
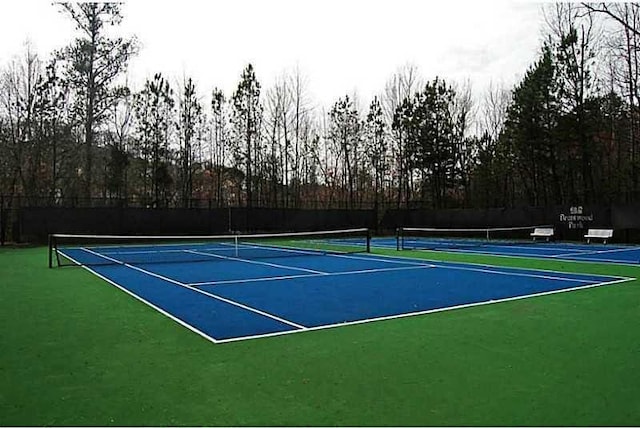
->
[58,242,631,343]
[372,237,640,265]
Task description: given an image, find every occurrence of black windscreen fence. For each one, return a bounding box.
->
[229,208,376,233]
[8,203,640,244]
[611,204,640,229]
[381,207,550,230]
[16,206,377,243]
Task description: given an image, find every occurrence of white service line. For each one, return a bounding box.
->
[80,247,307,330]
[189,272,324,286]
[189,264,435,287]
[234,242,346,258]
[100,247,236,256]
[183,249,328,274]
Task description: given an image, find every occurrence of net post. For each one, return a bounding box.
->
[366,229,371,253]
[48,234,53,268]
[396,227,402,251]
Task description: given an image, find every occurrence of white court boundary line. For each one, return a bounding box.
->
[79,247,306,330]
[59,250,221,344]
[215,277,634,343]
[558,255,640,265]
[57,245,636,345]
[330,250,633,283]
[551,246,640,258]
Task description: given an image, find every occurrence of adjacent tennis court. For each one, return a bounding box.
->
[377,226,640,265]
[50,229,632,343]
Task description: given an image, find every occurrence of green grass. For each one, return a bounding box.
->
[1,245,639,426]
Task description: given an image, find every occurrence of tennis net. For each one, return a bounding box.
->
[49,228,371,268]
[396,226,552,251]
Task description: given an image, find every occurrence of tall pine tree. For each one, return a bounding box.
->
[57,3,137,199]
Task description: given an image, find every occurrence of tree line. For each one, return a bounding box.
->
[1,2,640,211]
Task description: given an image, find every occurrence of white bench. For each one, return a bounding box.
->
[584,228,613,244]
[530,227,554,241]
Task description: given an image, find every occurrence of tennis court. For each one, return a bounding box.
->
[50,229,631,343]
[378,226,640,265]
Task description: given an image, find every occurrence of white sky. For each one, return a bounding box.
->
[1,0,545,109]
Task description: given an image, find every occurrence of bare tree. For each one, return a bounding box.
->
[382,63,423,207]
[0,42,44,201]
[288,66,313,207]
[480,81,511,141]
[209,88,229,206]
[545,2,601,201]
[263,74,289,206]
[177,76,203,207]
[451,79,477,206]
[104,83,134,198]
[582,2,640,37]
[596,3,640,196]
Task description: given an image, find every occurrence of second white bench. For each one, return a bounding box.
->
[584,228,613,244]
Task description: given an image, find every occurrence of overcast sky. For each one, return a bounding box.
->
[1,0,545,109]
